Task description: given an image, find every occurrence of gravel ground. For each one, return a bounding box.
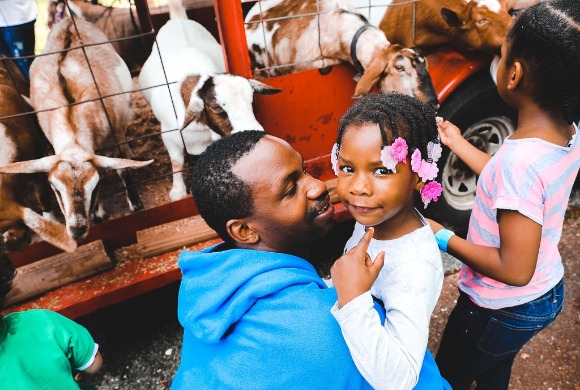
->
[74,193,579,390]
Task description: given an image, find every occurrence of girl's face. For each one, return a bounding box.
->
[336,123,423,239]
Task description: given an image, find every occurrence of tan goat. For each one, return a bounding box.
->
[245,0,438,107]
[0,57,76,253]
[0,18,152,242]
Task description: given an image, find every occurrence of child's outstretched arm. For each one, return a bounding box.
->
[437,119,492,175]
[428,212,541,286]
[331,228,385,308]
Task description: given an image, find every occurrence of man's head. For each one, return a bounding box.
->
[191,131,335,256]
[0,237,16,315]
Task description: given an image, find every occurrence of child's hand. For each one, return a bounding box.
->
[436,117,463,148]
[330,228,385,309]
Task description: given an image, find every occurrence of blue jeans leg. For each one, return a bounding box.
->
[436,279,564,390]
[0,19,36,79]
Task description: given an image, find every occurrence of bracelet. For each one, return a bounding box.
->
[435,228,455,253]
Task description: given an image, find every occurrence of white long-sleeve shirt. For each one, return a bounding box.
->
[331,214,444,390]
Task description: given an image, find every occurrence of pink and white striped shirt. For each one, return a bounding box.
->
[459,123,579,309]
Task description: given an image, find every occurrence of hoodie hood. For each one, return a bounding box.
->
[177,244,327,344]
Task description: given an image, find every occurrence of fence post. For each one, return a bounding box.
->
[213,0,252,78]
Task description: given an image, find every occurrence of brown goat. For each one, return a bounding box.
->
[0,57,76,253]
[351,0,511,55]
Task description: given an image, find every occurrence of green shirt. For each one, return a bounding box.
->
[0,309,97,389]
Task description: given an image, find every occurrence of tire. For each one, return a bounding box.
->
[423,68,517,237]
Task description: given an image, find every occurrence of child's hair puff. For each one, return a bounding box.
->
[506,0,580,124]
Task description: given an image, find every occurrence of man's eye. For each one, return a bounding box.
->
[375,167,394,175]
[284,184,297,198]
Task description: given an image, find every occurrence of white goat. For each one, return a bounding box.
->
[0,17,152,242]
[139,0,280,201]
[245,0,438,107]
[0,57,76,252]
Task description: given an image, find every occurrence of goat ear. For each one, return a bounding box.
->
[180,75,205,130]
[92,155,154,170]
[248,79,282,95]
[21,207,77,252]
[0,155,59,174]
[354,47,393,97]
[440,7,462,27]
[20,94,32,107]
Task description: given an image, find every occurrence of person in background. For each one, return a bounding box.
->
[430,1,580,388]
[0,236,103,389]
[0,0,37,78]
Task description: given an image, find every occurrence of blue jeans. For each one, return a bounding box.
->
[436,279,564,390]
[0,19,36,79]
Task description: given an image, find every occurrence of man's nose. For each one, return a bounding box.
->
[306,175,328,199]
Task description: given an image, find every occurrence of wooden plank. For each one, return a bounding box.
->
[4,240,113,307]
[137,215,219,258]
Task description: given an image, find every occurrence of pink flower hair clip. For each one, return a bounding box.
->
[380,137,408,173]
[411,148,439,182]
[331,143,339,176]
[421,181,442,208]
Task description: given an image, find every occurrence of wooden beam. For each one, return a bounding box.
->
[4,240,113,307]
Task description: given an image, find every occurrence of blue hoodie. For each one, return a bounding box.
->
[172,244,449,390]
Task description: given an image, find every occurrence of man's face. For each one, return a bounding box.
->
[232,136,335,256]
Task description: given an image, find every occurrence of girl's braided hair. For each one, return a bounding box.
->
[506,0,580,124]
[0,237,16,318]
[335,92,438,163]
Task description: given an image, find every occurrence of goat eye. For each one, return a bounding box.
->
[209,105,224,113]
[477,18,488,25]
[395,65,405,72]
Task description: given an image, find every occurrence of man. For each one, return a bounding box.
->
[172,130,447,389]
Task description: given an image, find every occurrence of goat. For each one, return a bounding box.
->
[47,0,146,70]
[349,0,511,55]
[0,57,76,253]
[244,0,438,107]
[138,0,281,201]
[0,17,153,242]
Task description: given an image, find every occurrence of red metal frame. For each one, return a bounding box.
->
[3,0,491,318]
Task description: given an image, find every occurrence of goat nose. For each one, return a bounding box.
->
[70,225,88,240]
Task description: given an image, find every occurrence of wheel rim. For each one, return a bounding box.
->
[442,116,514,210]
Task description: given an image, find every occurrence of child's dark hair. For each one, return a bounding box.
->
[0,237,16,318]
[506,0,580,124]
[336,92,438,161]
[191,130,267,244]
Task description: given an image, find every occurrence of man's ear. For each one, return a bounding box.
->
[226,219,260,245]
[508,61,523,90]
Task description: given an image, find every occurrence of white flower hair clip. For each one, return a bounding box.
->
[380,137,408,173]
[331,143,339,176]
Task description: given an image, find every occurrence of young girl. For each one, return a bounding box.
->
[0,237,103,388]
[430,1,580,389]
[329,92,449,390]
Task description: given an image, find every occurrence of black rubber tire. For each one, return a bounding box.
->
[422,68,517,237]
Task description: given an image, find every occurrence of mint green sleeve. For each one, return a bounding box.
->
[43,310,98,370]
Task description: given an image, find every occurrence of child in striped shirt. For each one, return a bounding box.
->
[430,1,580,389]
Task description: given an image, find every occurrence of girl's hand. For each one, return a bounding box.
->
[330,228,385,309]
[436,118,463,148]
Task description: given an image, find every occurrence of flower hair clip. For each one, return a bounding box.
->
[421,181,442,208]
[331,143,339,176]
[380,137,408,173]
